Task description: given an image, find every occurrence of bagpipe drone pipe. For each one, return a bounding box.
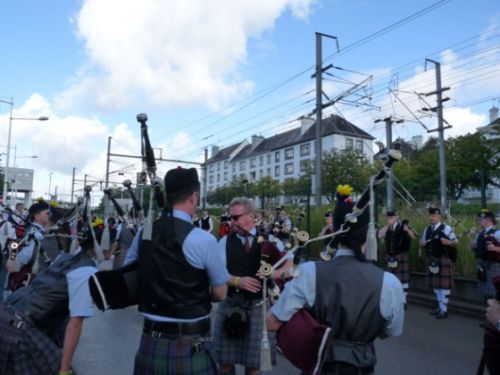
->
[267,144,402,375]
[89,113,162,311]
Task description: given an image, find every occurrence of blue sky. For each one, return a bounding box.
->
[0,0,498,201]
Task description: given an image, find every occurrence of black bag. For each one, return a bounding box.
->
[224,305,250,338]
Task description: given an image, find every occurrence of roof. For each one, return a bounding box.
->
[206,114,374,163]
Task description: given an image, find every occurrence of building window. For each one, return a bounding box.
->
[300,143,310,156]
[300,159,311,173]
[209,175,214,184]
[224,172,228,180]
[232,163,236,173]
[217,174,220,182]
[240,161,246,171]
[345,138,353,150]
[267,154,271,164]
[355,140,363,152]
[209,165,214,173]
[275,151,280,163]
[285,163,294,175]
[250,171,256,181]
[250,158,256,168]
[224,160,228,169]
[259,156,264,166]
[285,148,294,160]
[275,165,280,177]
[259,170,263,178]
[217,162,221,171]
[267,168,271,176]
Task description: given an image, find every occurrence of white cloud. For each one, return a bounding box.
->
[56,0,316,111]
[1,94,144,203]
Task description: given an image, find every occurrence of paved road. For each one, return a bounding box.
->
[73,303,485,374]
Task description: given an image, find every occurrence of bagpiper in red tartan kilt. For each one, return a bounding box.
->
[385,252,410,284]
[428,255,455,289]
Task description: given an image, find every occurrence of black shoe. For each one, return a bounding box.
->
[436,310,448,319]
[429,308,440,315]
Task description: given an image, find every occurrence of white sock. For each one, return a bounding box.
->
[442,289,450,312]
[402,283,409,304]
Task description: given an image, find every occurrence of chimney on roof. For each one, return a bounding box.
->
[251,135,264,150]
[489,106,499,123]
[211,145,219,157]
[300,117,315,135]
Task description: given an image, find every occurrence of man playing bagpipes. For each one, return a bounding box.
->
[0,209,99,375]
[266,144,405,375]
[470,209,500,300]
[214,197,293,375]
[6,202,50,292]
[378,210,415,308]
[419,207,458,319]
[123,167,229,375]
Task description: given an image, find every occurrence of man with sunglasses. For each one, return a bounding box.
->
[214,197,292,375]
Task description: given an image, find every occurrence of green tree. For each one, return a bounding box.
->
[322,149,372,200]
[251,176,281,209]
[281,176,311,204]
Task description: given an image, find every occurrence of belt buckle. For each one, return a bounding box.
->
[12,320,25,329]
[151,330,162,338]
[191,341,203,354]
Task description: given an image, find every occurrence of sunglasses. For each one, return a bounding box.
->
[230,211,250,221]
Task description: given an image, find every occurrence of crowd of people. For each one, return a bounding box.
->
[0,170,499,374]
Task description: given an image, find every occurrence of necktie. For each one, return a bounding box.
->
[244,236,251,255]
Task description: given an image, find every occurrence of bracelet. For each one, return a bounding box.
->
[234,276,240,291]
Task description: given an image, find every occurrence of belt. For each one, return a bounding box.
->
[322,362,374,375]
[143,318,210,338]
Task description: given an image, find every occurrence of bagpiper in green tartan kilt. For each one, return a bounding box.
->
[0,306,61,375]
[214,297,277,369]
[133,330,217,375]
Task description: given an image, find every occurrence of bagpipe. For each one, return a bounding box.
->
[6,225,42,291]
[122,179,145,226]
[319,144,403,262]
[89,113,161,311]
[267,144,402,375]
[479,275,500,375]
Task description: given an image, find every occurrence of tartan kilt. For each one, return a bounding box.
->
[133,332,217,375]
[385,252,410,284]
[213,298,276,368]
[0,307,61,375]
[428,256,455,289]
[478,261,500,298]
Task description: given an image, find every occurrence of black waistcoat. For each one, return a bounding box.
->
[6,252,94,334]
[138,215,211,319]
[201,216,211,230]
[311,256,385,366]
[385,223,411,255]
[424,224,447,258]
[226,232,261,300]
[475,228,495,261]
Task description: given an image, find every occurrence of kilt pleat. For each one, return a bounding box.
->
[0,311,61,375]
[385,253,410,284]
[213,298,276,369]
[428,256,455,289]
[478,262,500,298]
[133,333,217,375]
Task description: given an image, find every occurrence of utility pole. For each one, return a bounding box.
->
[314,32,338,206]
[202,148,208,209]
[84,174,87,188]
[424,59,451,215]
[105,136,111,188]
[375,116,404,211]
[71,167,76,203]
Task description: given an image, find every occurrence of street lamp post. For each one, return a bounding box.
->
[0,97,48,205]
[48,172,53,200]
